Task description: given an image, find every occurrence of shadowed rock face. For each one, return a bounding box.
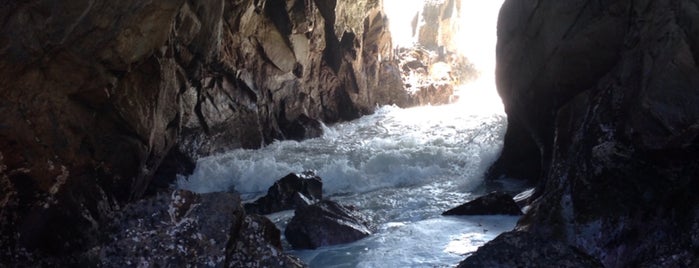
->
[442,191,522,216]
[0,0,410,262]
[458,232,603,268]
[284,200,371,249]
[244,171,323,215]
[99,190,304,267]
[482,0,699,267]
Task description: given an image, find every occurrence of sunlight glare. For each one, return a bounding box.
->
[384,0,506,115]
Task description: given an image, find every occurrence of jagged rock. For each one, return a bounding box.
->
[244,171,323,215]
[484,0,699,267]
[225,215,306,268]
[443,191,522,216]
[0,0,428,261]
[416,0,461,51]
[396,47,476,106]
[285,200,371,249]
[459,231,603,268]
[280,114,324,141]
[97,189,303,267]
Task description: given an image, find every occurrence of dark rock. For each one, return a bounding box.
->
[225,214,306,268]
[281,114,324,141]
[98,189,303,267]
[487,0,699,267]
[148,147,197,195]
[484,119,541,182]
[443,191,522,216]
[459,231,603,268]
[0,0,425,261]
[244,171,323,215]
[285,200,371,249]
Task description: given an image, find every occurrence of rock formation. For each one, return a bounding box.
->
[480,0,699,266]
[458,232,603,268]
[0,0,416,263]
[442,191,521,216]
[100,190,304,267]
[244,171,323,215]
[284,200,372,249]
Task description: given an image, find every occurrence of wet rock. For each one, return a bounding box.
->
[244,171,323,215]
[0,0,423,261]
[443,191,522,216]
[280,114,324,141]
[459,231,603,268]
[98,189,304,267]
[285,200,371,249]
[226,215,306,268]
[487,0,699,266]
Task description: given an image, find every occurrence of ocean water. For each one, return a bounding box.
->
[177,84,520,266]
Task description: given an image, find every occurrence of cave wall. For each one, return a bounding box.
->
[486,0,699,266]
[0,0,407,261]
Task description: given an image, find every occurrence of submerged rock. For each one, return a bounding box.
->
[98,189,303,267]
[244,171,323,215]
[285,200,372,249]
[443,191,522,216]
[459,231,603,268]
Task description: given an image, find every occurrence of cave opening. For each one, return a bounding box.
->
[177,1,517,266]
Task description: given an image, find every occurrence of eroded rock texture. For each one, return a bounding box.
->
[244,171,323,215]
[481,0,699,267]
[284,200,372,249]
[0,0,408,263]
[99,190,304,267]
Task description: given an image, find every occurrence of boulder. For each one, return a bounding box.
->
[280,114,324,142]
[443,191,522,216]
[285,200,371,249]
[459,231,603,268]
[244,171,323,215]
[98,189,304,268]
[226,214,307,268]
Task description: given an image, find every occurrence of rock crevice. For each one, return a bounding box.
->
[0,0,413,262]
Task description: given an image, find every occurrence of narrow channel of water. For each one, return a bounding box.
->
[178,82,521,266]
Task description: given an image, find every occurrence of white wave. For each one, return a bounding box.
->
[177,102,506,197]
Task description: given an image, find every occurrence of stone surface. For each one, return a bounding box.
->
[244,171,323,215]
[396,47,477,106]
[97,190,303,267]
[459,231,603,268]
[416,0,461,52]
[279,114,324,142]
[285,200,371,249]
[443,191,522,216]
[0,0,422,261]
[485,0,699,267]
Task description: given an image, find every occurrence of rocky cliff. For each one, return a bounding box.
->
[0,0,412,263]
[480,0,699,266]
